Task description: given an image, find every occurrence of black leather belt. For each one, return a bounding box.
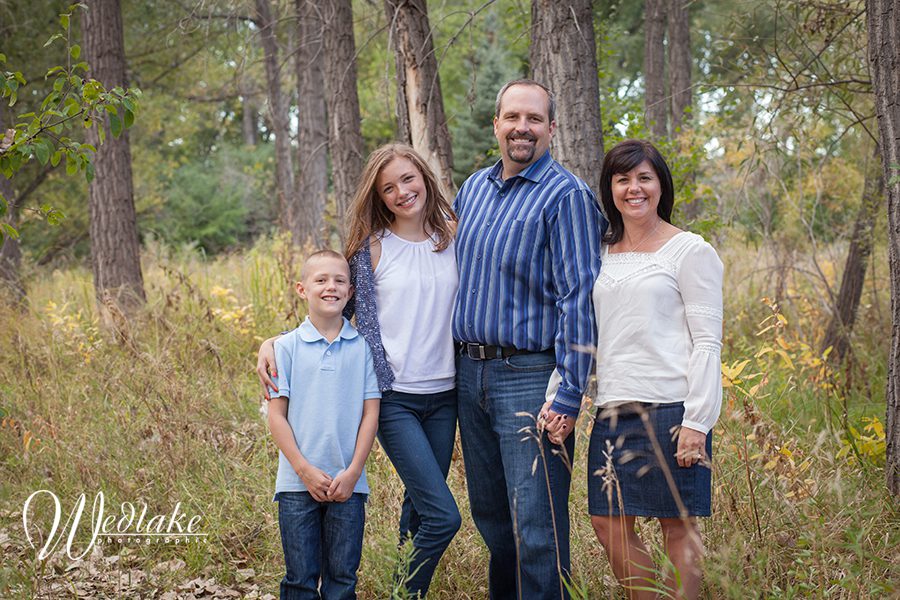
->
[457,342,547,360]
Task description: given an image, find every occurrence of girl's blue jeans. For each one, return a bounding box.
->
[377,388,461,597]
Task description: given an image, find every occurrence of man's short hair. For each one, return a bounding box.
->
[300,249,349,280]
[494,79,556,123]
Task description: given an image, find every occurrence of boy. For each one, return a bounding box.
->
[268,249,381,600]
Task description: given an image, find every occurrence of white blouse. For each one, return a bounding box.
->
[373,230,459,394]
[592,231,724,434]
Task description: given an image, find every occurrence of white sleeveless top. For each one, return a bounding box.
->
[373,230,459,393]
[592,231,724,434]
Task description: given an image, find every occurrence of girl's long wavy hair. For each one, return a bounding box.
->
[344,143,456,260]
[599,139,674,245]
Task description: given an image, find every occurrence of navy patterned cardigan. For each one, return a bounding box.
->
[342,239,395,392]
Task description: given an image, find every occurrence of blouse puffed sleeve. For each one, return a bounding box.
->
[676,238,724,434]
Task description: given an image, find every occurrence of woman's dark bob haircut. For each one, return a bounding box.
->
[599,139,674,245]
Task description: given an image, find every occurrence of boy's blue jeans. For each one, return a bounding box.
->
[377,388,461,597]
[276,491,366,600]
[456,350,574,600]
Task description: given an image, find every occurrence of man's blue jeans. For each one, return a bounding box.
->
[457,351,574,600]
[275,491,366,600]
[377,389,461,597]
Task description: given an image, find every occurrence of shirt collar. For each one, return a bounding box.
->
[487,150,554,185]
[297,316,358,342]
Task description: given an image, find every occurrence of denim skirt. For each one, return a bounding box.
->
[587,402,712,518]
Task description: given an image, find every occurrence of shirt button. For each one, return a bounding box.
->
[326,351,332,356]
[471,289,476,294]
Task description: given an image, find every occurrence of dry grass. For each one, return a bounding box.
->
[0,235,896,598]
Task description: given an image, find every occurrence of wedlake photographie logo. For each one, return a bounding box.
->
[23,489,207,560]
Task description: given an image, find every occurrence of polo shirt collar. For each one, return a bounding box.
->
[488,150,554,184]
[297,316,358,342]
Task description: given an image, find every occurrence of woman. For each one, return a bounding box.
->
[257,144,460,598]
[583,139,723,600]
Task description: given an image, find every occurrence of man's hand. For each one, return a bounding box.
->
[326,468,359,503]
[538,400,574,446]
[675,426,707,468]
[256,337,279,400]
[299,466,333,502]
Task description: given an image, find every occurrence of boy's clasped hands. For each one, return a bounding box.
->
[298,464,359,503]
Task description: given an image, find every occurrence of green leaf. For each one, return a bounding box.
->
[109,113,122,138]
[50,150,62,167]
[0,54,6,64]
[82,80,101,101]
[0,222,19,241]
[103,104,118,116]
[13,72,25,85]
[64,96,81,117]
[123,108,134,129]
[65,152,77,175]
[85,161,94,183]
[122,97,135,113]
[70,45,80,60]
[7,91,16,107]
[34,140,50,165]
[60,14,69,30]
[44,33,64,47]
[0,193,6,216]
[46,65,65,78]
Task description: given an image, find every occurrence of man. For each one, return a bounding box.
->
[453,79,605,599]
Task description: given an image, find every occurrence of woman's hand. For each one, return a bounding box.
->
[539,400,574,446]
[256,336,280,400]
[675,426,707,468]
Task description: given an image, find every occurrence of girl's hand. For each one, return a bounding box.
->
[256,337,279,400]
[675,426,707,468]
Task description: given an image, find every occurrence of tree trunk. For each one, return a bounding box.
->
[254,0,295,235]
[83,0,145,313]
[0,177,23,305]
[294,0,328,247]
[821,145,883,363]
[240,75,258,147]
[530,0,604,194]
[668,0,691,135]
[643,0,668,139]
[0,101,24,304]
[384,0,456,195]
[322,0,364,241]
[867,0,900,496]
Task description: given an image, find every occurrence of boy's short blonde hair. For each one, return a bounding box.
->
[300,249,350,281]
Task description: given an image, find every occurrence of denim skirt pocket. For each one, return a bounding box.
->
[587,402,712,518]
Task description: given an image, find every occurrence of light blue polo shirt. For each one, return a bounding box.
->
[272,317,381,495]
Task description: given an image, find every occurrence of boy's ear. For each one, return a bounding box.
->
[295,280,307,299]
[347,284,355,300]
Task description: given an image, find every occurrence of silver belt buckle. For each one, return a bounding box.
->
[467,343,486,360]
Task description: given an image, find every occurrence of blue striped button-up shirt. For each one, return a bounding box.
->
[452,151,605,416]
